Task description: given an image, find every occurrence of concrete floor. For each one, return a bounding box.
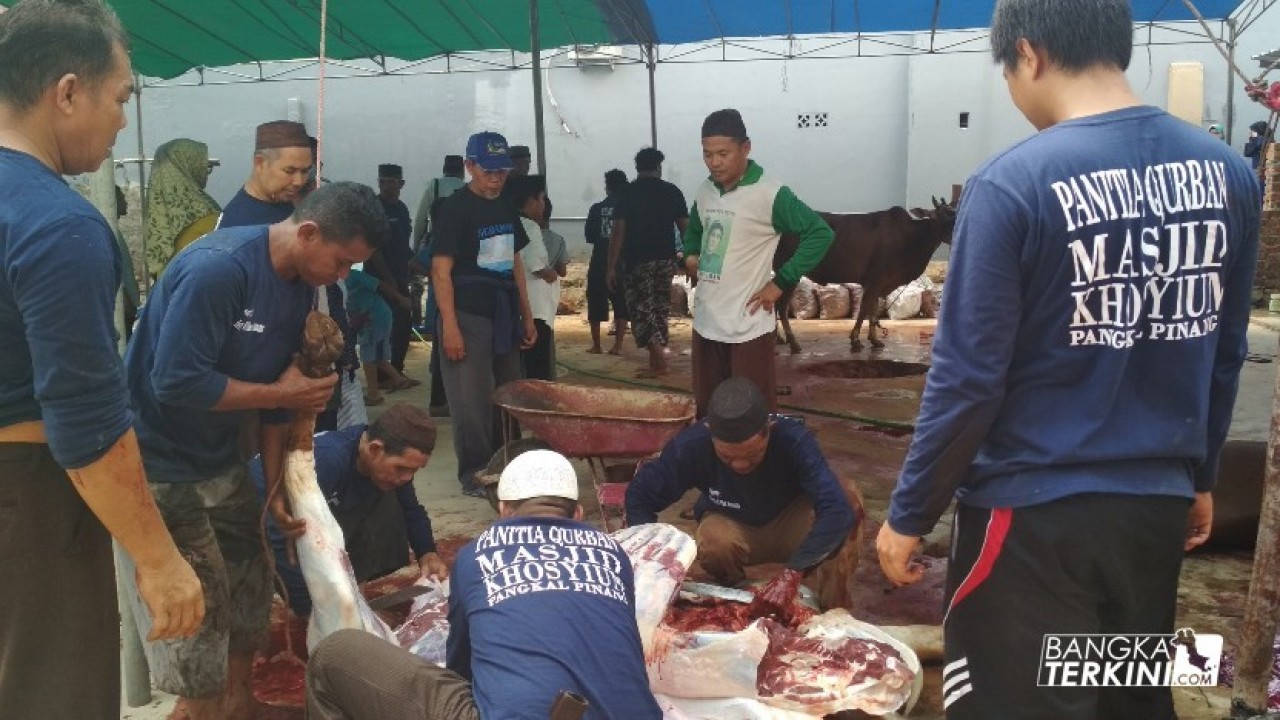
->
[121,309,1280,719]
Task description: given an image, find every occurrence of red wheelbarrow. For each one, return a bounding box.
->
[492,380,695,530]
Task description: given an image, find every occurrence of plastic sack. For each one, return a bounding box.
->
[842,284,864,321]
[394,577,450,666]
[756,610,920,717]
[670,278,691,317]
[789,277,818,319]
[648,623,770,699]
[921,283,943,318]
[815,284,851,319]
[886,276,934,320]
[656,694,815,720]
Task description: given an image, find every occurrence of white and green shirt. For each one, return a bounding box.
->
[683,160,833,343]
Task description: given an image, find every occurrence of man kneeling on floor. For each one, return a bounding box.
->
[306,449,661,720]
[626,377,862,616]
[252,403,447,616]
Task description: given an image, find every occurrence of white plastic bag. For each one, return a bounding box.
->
[394,577,450,665]
[789,277,818,319]
[648,623,770,699]
[886,276,934,320]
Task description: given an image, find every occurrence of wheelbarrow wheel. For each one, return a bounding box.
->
[475,437,554,513]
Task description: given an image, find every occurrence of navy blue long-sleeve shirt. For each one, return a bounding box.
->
[888,106,1261,537]
[249,424,436,615]
[625,418,856,571]
[0,149,132,468]
[126,225,310,482]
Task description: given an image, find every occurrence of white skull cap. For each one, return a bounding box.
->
[498,449,579,502]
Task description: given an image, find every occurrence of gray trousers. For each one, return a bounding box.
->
[307,629,480,720]
[439,311,522,490]
[0,443,118,718]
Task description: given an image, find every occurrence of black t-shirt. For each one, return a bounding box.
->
[615,176,688,265]
[433,187,530,317]
[585,197,619,274]
[379,198,413,290]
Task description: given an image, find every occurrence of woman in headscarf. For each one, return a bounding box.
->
[144,138,221,278]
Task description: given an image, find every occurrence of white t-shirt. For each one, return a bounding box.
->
[518,217,557,325]
[691,176,783,343]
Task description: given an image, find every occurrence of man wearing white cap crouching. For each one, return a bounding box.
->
[305,450,661,720]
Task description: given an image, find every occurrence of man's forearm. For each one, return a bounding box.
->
[513,254,535,321]
[431,261,459,328]
[212,377,282,412]
[66,429,185,571]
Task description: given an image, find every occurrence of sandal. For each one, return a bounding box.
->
[364,392,385,406]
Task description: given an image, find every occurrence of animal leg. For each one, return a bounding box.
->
[870,317,886,349]
[850,312,865,353]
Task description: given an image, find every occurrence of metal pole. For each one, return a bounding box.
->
[647,44,658,148]
[530,0,547,175]
[1226,18,1238,146]
[88,154,154,707]
[133,76,151,291]
[1232,338,1280,714]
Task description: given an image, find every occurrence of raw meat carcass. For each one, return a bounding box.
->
[279,312,397,652]
[613,523,698,656]
[395,577,450,665]
[756,610,917,716]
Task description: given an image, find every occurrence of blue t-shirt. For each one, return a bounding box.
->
[126,226,312,482]
[889,106,1262,536]
[249,424,436,614]
[447,517,661,720]
[344,269,392,335]
[220,187,294,227]
[626,418,856,570]
[0,149,131,468]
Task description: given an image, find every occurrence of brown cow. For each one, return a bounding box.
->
[774,196,957,353]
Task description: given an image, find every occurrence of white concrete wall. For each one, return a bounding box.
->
[114,12,1277,260]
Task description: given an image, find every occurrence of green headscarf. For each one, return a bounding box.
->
[144,138,221,275]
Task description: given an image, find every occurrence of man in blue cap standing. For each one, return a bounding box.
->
[431,132,538,497]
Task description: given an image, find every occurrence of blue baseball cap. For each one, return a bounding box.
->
[465,131,515,172]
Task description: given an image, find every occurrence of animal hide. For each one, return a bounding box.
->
[282,311,398,652]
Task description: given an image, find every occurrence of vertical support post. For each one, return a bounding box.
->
[1225,18,1238,145]
[1232,342,1280,714]
[133,77,151,291]
[530,0,547,175]
[647,44,658,148]
[89,154,154,706]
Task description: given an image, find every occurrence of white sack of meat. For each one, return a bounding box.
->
[648,623,770,699]
[395,577,450,665]
[815,284,851,320]
[284,446,399,652]
[843,284,864,324]
[789,277,818,319]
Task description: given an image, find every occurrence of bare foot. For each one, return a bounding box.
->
[607,344,624,356]
[587,346,603,354]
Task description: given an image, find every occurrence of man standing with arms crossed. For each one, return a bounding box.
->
[683,109,833,417]
[126,182,386,719]
[877,1,1261,717]
[0,1,203,717]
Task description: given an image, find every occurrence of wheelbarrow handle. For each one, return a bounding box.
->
[548,690,589,720]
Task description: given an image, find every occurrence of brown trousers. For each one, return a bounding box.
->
[307,629,480,720]
[692,330,777,419]
[695,485,864,611]
[0,443,119,718]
